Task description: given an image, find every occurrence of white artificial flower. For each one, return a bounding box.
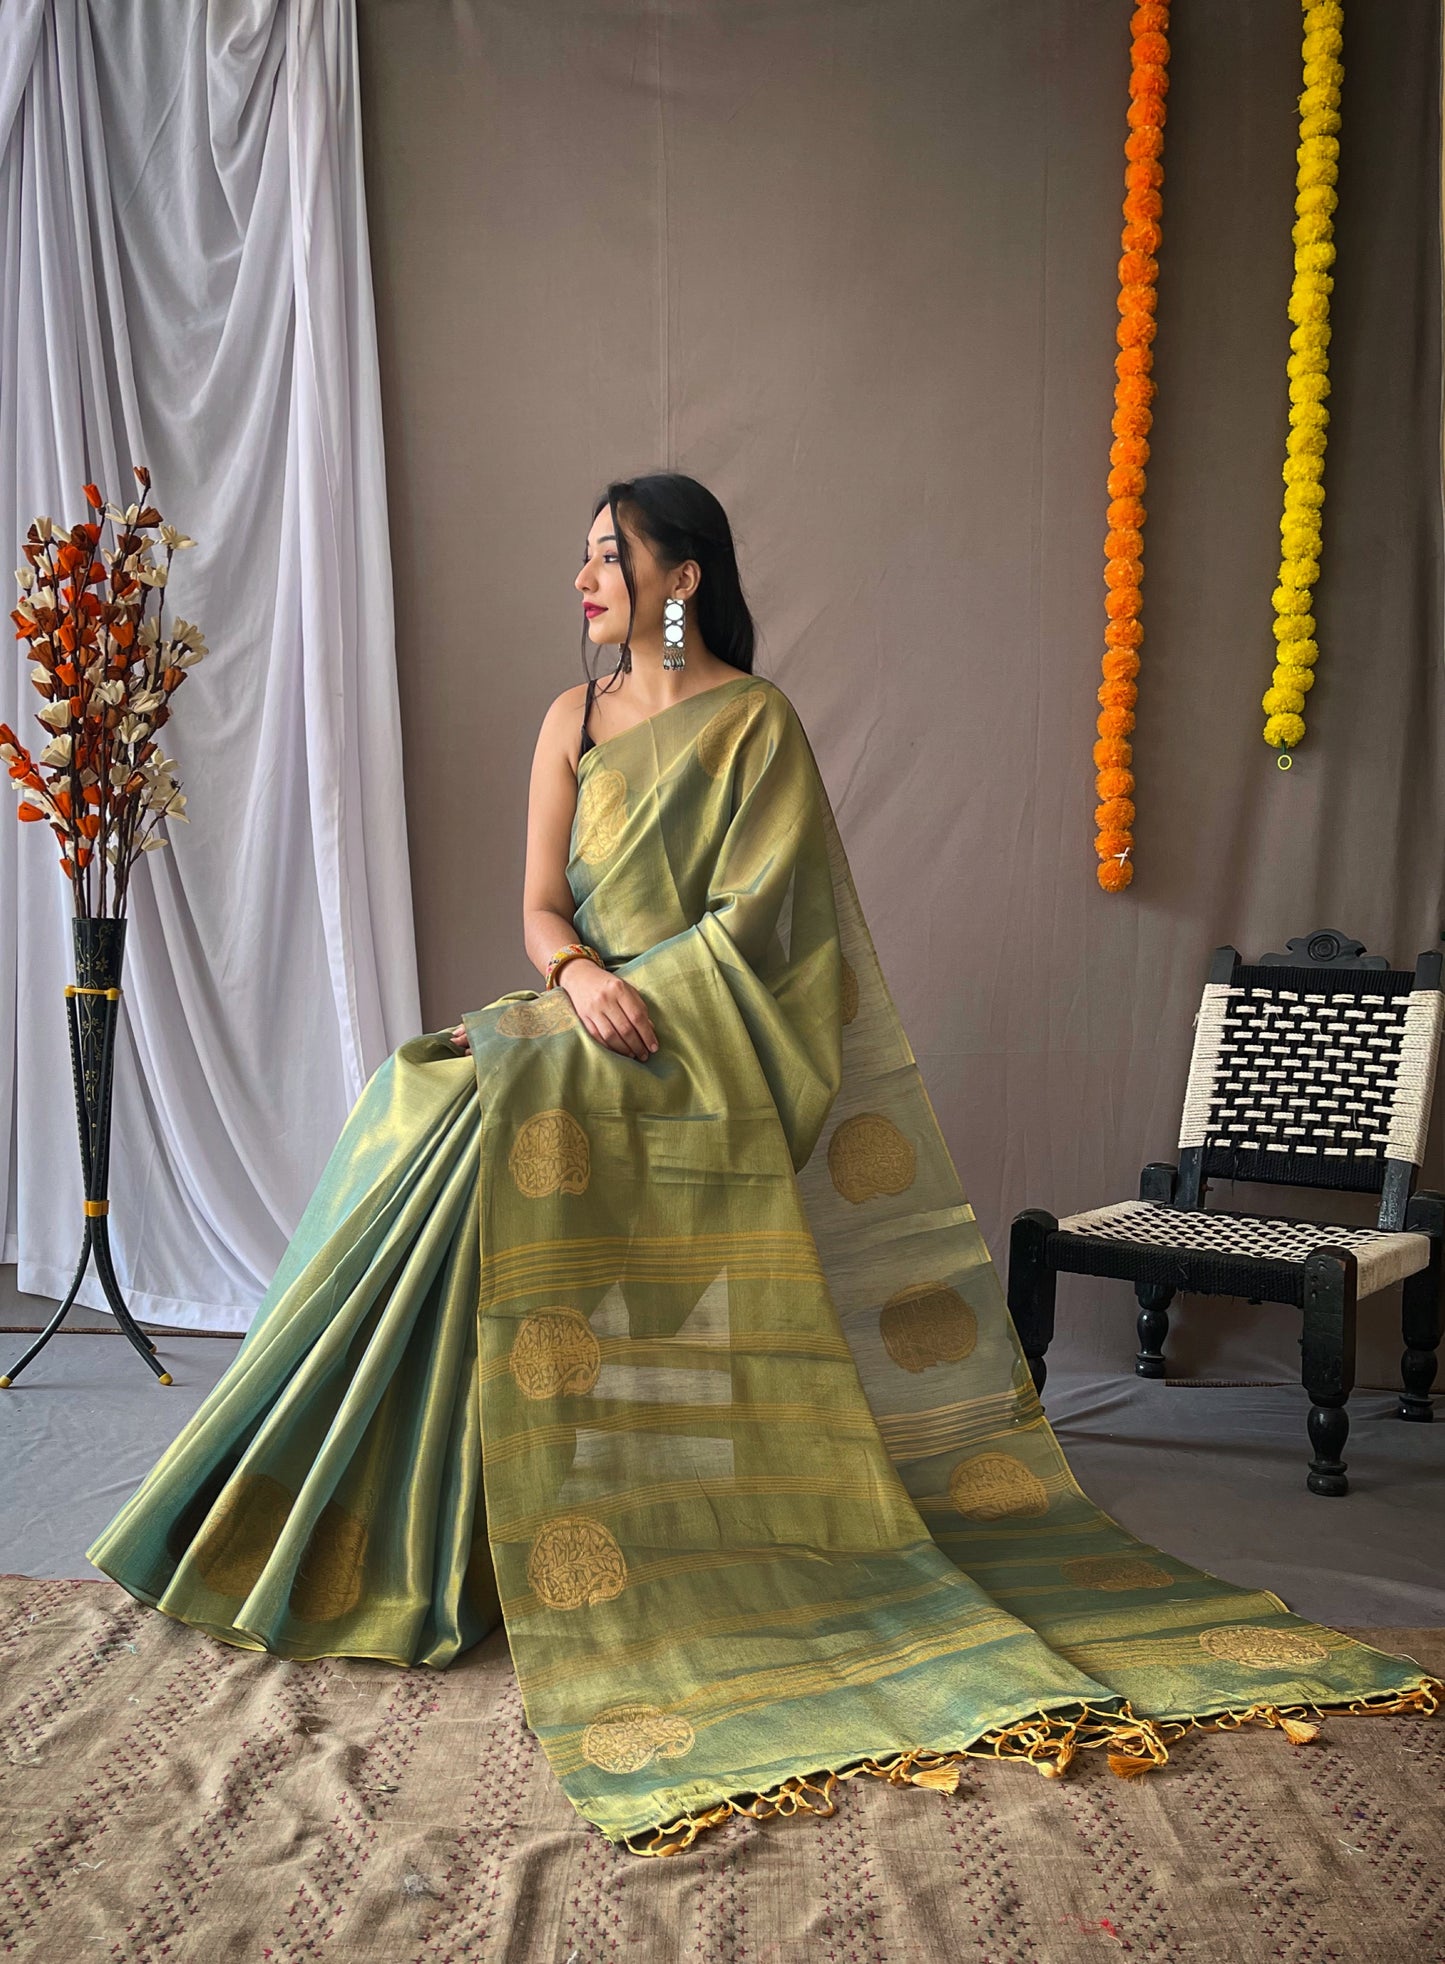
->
[140,836,169,851]
[36,701,71,730]
[159,525,195,550]
[38,735,72,766]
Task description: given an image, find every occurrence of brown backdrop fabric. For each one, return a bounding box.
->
[355,0,1443,1386]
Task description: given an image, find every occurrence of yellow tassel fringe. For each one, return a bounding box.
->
[622,1703,1167,1857]
[619,1677,1444,1858]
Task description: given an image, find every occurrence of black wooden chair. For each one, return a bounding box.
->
[1006,930,1444,1495]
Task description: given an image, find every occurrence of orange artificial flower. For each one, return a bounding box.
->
[1095,1,1169,892]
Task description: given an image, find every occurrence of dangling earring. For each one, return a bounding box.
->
[662,596,687,671]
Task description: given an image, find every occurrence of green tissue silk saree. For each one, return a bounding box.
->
[86,671,1439,1852]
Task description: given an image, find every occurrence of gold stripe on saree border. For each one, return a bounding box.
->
[516,1572,962,1695]
[480,1230,824,1308]
[481,1399,888,1467]
[489,1470,911,1540]
[874,1391,1028,1458]
[540,1611,1045,1776]
[477,1331,855,1383]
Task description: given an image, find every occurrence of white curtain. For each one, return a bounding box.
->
[0,0,421,1332]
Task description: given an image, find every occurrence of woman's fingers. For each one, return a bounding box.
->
[592,1008,647,1059]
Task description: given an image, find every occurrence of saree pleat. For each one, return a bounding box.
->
[87,671,1440,1848]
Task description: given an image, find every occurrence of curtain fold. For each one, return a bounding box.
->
[0,0,420,1330]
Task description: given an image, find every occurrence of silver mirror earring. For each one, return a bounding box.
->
[662,597,687,671]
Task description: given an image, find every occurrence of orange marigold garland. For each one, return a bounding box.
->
[1095,1,1169,893]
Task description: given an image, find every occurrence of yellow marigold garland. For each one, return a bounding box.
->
[1264,0,1343,755]
[1095,2,1169,893]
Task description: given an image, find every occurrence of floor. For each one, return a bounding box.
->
[1,1328,1440,1627]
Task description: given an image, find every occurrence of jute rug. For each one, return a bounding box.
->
[0,1577,1440,1963]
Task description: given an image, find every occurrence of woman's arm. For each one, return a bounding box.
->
[449,689,657,1059]
[522,688,591,977]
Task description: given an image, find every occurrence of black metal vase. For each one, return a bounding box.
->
[0,916,169,1388]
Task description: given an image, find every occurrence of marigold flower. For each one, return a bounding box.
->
[1102,650,1142,683]
[1098,680,1139,712]
[1121,219,1163,254]
[1096,767,1136,800]
[1107,465,1148,499]
[1095,798,1137,831]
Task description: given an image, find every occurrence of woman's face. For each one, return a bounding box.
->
[575,508,686,647]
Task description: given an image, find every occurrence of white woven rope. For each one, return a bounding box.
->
[1384,989,1444,1164]
[1176,978,1438,1164]
[1177,983,1238,1150]
[1055,1199,1432,1300]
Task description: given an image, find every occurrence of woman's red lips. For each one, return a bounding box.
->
[584,604,605,617]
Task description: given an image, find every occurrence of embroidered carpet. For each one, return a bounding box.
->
[1,1576,1440,1962]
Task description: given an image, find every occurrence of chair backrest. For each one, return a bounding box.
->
[1174,930,1443,1229]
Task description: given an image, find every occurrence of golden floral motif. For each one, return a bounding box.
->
[509,1308,601,1399]
[575,766,629,864]
[526,1516,628,1610]
[827,1112,916,1205]
[1061,1554,1173,1592]
[1197,1625,1329,1668]
[497,994,577,1038]
[696,685,769,778]
[190,1470,293,1597]
[879,1281,977,1372]
[582,1703,696,1775]
[293,1498,368,1622]
[840,957,859,1025]
[948,1452,1050,1521]
[509,1109,591,1198]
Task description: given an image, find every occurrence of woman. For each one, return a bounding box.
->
[87,474,1437,1855]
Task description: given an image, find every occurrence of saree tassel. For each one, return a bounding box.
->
[1278,1717,1322,1745]
[624,1771,840,1858]
[845,1748,965,1793]
[1157,1676,1445,1750]
[1107,1751,1162,1780]
[974,1702,1170,1781]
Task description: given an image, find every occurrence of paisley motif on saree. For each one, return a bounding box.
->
[86,671,1440,1851]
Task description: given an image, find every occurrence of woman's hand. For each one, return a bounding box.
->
[446,964,659,1061]
[560,960,659,1060]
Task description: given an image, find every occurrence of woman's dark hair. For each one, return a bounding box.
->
[583,474,756,696]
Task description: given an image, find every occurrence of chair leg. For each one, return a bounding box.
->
[1399,1243,1440,1422]
[1007,1209,1057,1398]
[1302,1249,1357,1496]
[1134,1284,1173,1379]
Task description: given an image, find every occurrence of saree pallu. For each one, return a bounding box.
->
[86,671,1440,1851]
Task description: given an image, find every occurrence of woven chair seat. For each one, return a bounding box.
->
[1053,1199,1431,1302]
